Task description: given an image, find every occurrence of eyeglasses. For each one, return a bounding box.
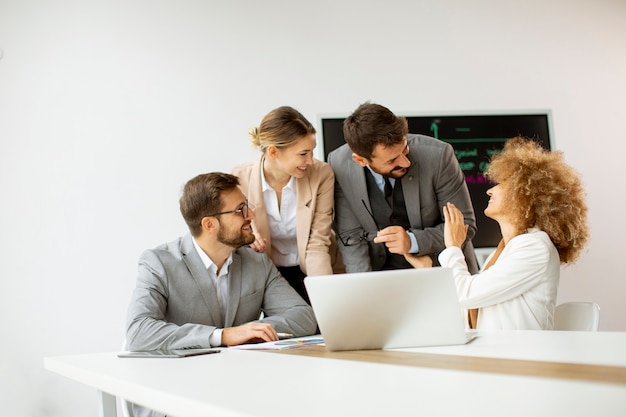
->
[335,200,380,247]
[206,200,253,219]
[336,228,375,246]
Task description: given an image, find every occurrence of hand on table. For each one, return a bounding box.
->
[222,322,278,346]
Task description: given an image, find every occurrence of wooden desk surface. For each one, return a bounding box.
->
[273,344,626,385]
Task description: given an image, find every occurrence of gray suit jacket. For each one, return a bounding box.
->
[126,235,319,417]
[328,134,478,274]
[125,234,317,352]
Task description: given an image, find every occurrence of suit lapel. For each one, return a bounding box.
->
[295,173,313,260]
[401,140,423,229]
[180,235,224,326]
[249,158,272,251]
[224,251,242,327]
[350,162,378,231]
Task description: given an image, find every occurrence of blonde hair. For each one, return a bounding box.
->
[249,106,316,152]
[485,137,589,264]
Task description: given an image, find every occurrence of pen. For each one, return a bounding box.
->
[277,333,294,338]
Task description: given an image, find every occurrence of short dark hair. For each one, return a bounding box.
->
[179,172,240,237]
[342,102,408,160]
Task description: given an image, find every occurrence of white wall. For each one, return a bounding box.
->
[1,0,625,416]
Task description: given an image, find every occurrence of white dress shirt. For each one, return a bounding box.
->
[366,166,418,253]
[192,237,233,346]
[261,167,299,267]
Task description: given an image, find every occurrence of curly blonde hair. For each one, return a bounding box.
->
[485,137,588,264]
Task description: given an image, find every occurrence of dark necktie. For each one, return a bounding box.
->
[384,177,393,206]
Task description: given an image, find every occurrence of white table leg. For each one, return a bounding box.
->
[96,390,117,417]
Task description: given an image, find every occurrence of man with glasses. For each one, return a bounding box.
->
[328,102,479,274]
[125,172,317,354]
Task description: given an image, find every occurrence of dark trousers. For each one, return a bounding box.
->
[277,265,309,305]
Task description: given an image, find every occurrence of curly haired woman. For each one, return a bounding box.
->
[405,137,589,330]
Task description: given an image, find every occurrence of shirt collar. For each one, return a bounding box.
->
[192,237,233,274]
[366,166,395,188]
[260,160,271,192]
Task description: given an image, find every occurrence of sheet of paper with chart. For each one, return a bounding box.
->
[229,336,324,350]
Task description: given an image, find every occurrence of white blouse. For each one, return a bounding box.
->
[261,169,298,267]
[438,228,560,330]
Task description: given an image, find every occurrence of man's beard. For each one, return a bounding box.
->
[370,164,408,179]
[216,220,255,248]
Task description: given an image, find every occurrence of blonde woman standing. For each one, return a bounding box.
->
[232,106,342,303]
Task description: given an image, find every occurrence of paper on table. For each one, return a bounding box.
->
[230,336,324,350]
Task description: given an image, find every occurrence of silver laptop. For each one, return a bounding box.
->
[304,267,473,351]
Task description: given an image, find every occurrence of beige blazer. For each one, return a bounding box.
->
[232,157,342,276]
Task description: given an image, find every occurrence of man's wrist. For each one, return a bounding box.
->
[408,231,419,253]
[209,328,223,347]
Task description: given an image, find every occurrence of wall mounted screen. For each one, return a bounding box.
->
[319,112,553,248]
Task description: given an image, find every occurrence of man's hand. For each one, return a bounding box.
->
[403,254,433,269]
[221,322,278,347]
[373,226,411,254]
[443,202,469,248]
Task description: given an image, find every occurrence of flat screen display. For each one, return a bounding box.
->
[320,113,553,248]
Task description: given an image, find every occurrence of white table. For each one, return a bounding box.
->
[404,330,626,366]
[44,331,626,417]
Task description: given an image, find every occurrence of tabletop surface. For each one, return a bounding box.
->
[44,330,626,417]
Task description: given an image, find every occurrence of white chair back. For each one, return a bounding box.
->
[554,301,600,331]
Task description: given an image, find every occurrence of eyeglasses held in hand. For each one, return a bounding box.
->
[335,200,380,247]
[336,228,375,246]
[206,200,253,219]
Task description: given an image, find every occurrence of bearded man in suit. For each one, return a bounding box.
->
[126,172,317,417]
[328,102,479,274]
